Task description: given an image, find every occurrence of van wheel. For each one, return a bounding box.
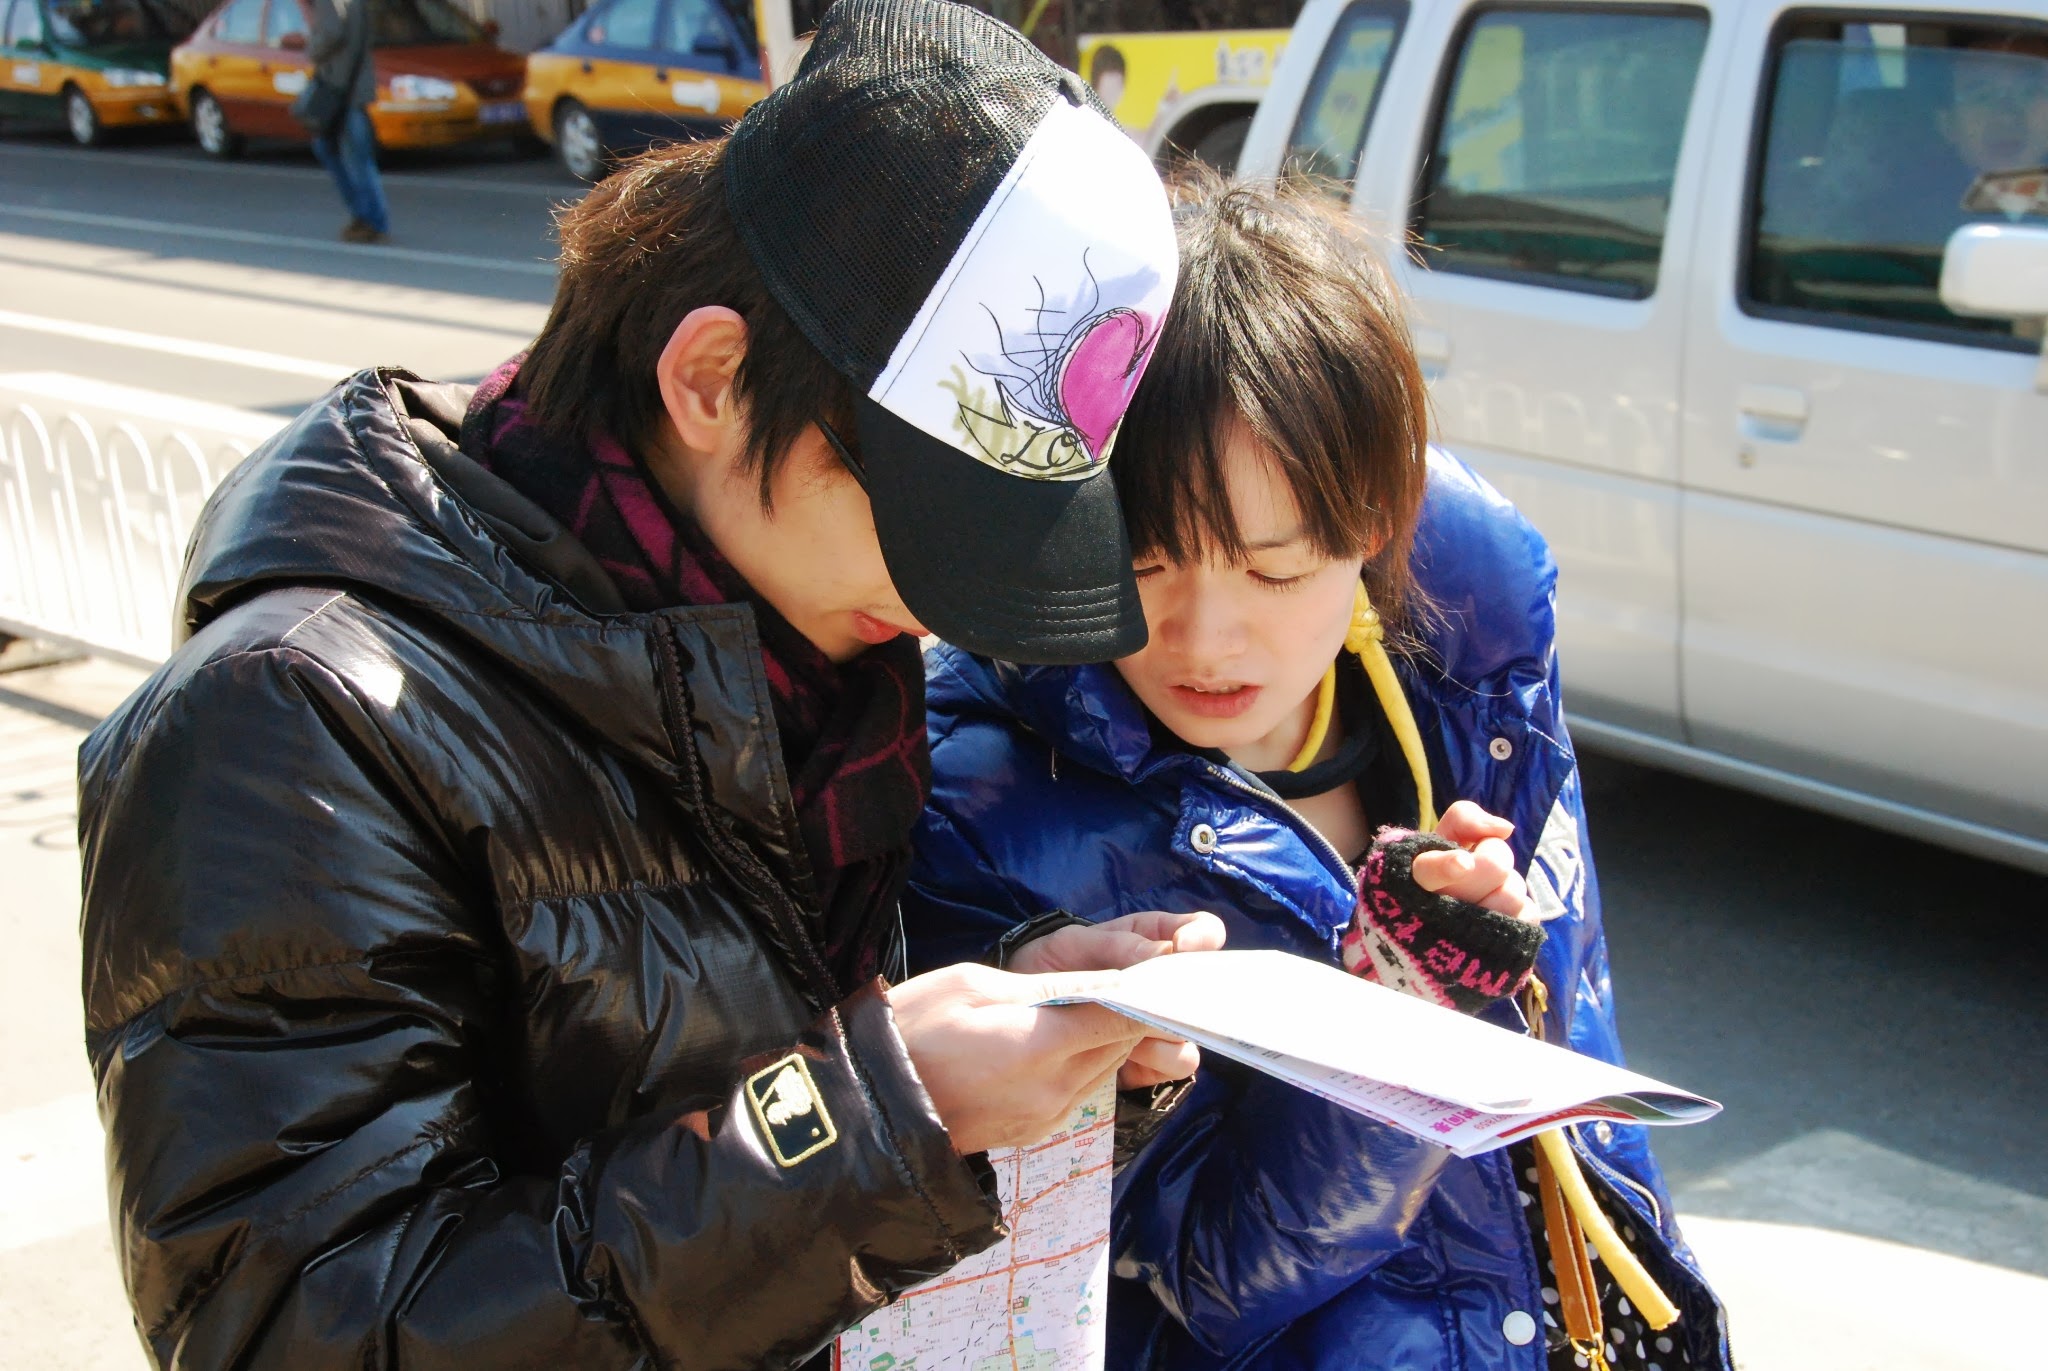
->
[64,86,104,147]
[189,88,242,159]
[554,99,604,182]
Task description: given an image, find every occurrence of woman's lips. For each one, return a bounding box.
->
[851,611,909,645]
[1167,682,1262,719]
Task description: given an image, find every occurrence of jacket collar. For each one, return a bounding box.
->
[179,369,801,867]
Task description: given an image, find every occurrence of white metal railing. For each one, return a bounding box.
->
[0,376,283,667]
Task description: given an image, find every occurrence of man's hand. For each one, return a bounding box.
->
[1006,911,1226,1089]
[1409,800,1532,918]
[889,963,1156,1154]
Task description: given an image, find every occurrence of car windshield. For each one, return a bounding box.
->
[46,0,195,44]
[371,0,481,46]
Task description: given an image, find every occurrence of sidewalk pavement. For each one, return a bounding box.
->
[2,656,2041,1370]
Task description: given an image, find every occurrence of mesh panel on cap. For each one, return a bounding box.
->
[725,0,1091,388]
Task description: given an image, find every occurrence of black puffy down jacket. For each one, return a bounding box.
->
[78,371,1004,1370]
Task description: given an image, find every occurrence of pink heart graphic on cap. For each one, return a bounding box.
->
[1059,309,1155,461]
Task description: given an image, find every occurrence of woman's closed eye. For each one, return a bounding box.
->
[1249,569,1311,590]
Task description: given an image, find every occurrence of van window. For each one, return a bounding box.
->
[1285,1,1407,191]
[1747,17,2048,350]
[1414,6,1709,298]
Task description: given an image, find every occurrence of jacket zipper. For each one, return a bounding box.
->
[1198,760,1355,886]
[651,619,840,1012]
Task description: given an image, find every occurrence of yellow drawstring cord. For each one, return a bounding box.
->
[1286,582,1438,833]
[1295,586,1682,1330]
[1533,1130,1681,1330]
[1524,978,1681,1332]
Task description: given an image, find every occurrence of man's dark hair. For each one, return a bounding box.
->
[1089,43,1126,84]
[522,137,854,507]
[1113,168,1432,629]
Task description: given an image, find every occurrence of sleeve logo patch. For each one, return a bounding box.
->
[744,1054,837,1167]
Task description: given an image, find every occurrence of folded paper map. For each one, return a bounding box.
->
[835,948,1716,1369]
[1041,948,1718,1158]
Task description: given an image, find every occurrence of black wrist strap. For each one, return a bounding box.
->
[990,910,1090,969]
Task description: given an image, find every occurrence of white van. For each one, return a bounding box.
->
[1238,0,2048,872]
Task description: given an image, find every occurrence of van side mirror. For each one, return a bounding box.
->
[1941,222,2048,393]
[278,30,306,50]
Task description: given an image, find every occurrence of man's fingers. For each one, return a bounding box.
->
[1040,925,1175,972]
[1015,968,1125,1005]
[1125,1033,1200,1082]
[1167,911,1227,953]
[1027,995,1150,1054]
[1106,909,1227,952]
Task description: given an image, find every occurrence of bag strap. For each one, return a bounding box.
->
[1535,1129,1610,1369]
[1522,976,1682,1363]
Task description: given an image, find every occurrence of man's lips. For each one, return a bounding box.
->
[1167,681,1262,719]
[851,610,918,645]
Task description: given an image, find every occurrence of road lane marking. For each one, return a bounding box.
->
[0,1092,105,1252]
[0,310,358,381]
[0,140,576,199]
[0,372,289,441]
[0,233,550,336]
[0,205,557,276]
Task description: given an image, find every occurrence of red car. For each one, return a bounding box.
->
[170,0,527,156]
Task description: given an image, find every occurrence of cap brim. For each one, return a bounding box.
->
[855,394,1146,665]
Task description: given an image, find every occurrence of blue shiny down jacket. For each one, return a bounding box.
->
[904,452,1734,1371]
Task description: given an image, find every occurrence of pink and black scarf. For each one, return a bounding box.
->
[461,357,928,986]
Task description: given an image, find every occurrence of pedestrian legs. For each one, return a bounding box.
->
[312,108,390,240]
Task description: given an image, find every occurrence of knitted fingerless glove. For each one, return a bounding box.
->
[1338,828,1546,1016]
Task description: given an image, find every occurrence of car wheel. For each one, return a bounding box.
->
[189,88,242,159]
[554,99,604,182]
[64,86,104,147]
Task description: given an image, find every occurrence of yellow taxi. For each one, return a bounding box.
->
[522,0,763,180]
[0,0,184,145]
[170,0,528,158]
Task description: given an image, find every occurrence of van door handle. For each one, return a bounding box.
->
[1412,327,1451,383]
[1736,383,1808,465]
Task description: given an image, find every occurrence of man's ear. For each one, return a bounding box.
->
[655,306,749,457]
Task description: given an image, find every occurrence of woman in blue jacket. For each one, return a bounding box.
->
[903,174,1733,1371]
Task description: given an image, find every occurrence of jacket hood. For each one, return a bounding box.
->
[179,369,796,848]
[926,447,1561,782]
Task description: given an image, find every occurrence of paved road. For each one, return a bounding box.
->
[2,130,563,421]
[3,132,2045,1369]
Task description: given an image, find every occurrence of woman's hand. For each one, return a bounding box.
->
[1006,910,1227,1088]
[1409,800,1533,919]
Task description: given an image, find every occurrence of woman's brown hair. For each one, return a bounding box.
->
[521,138,854,507]
[1113,168,1431,630]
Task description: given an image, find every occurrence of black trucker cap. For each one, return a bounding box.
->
[724,0,1176,665]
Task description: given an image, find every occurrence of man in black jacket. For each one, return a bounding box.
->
[78,5,1217,1367]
